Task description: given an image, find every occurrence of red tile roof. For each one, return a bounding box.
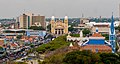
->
[81,45,111,50]
[0,42,4,47]
[10,43,18,47]
[93,24,109,27]
[91,33,103,37]
[0,39,4,47]
[80,45,112,53]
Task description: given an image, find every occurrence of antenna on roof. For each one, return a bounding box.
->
[112,12,113,15]
[23,9,25,14]
[82,13,84,18]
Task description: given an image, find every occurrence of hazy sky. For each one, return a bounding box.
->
[0,0,120,18]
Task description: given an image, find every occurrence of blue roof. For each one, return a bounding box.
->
[26,31,46,37]
[87,39,105,45]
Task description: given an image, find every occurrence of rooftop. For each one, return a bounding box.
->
[91,33,103,37]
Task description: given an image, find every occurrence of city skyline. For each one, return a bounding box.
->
[0,0,120,18]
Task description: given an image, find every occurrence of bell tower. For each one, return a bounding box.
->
[64,16,68,34]
[51,16,55,34]
[109,15,116,53]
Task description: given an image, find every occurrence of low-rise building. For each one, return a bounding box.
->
[91,24,109,34]
[80,29,112,53]
[26,30,46,37]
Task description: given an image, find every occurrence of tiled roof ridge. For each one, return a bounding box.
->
[91,32,103,37]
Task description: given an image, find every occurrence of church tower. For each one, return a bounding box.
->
[109,15,116,53]
[51,16,55,33]
[64,16,68,34]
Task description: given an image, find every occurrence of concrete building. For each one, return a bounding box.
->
[74,18,90,29]
[80,15,115,53]
[51,16,68,35]
[19,14,30,29]
[91,24,110,34]
[80,28,112,53]
[24,13,34,27]
[80,18,89,24]
[26,30,46,37]
[69,15,116,53]
[32,15,46,28]
[18,13,46,29]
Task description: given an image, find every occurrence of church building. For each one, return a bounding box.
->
[51,16,68,35]
[69,15,116,53]
[80,28,112,53]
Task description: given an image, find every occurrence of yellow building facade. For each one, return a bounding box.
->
[51,16,68,35]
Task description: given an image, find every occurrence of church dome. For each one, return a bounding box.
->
[65,16,68,19]
[51,16,55,20]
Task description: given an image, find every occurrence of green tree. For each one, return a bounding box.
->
[29,26,45,30]
[63,50,101,64]
[100,53,120,64]
[47,24,51,32]
[102,34,109,40]
[36,35,69,54]
[115,26,120,31]
[16,35,22,39]
[68,25,74,31]
[70,34,80,37]
[82,28,91,37]
[14,62,27,64]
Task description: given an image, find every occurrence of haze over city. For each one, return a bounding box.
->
[0,0,120,64]
[0,0,120,18]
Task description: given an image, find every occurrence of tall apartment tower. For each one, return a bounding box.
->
[32,15,46,29]
[19,14,31,29]
[18,13,32,29]
[25,13,34,27]
[18,13,46,29]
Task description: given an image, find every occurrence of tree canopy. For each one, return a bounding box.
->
[36,35,69,54]
[70,34,80,37]
[29,26,45,30]
[82,28,91,37]
[63,50,120,64]
[115,26,120,31]
[47,24,51,32]
[102,34,109,40]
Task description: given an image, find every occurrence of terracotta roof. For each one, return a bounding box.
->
[29,38,33,41]
[0,42,4,47]
[0,39,4,47]
[21,36,36,41]
[21,38,26,41]
[10,43,18,47]
[91,33,103,37]
[93,24,109,27]
[81,45,112,50]
[6,36,14,39]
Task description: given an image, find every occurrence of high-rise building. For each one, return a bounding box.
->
[18,13,46,29]
[32,15,46,28]
[24,13,34,27]
[19,14,30,29]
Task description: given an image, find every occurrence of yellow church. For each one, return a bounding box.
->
[51,16,68,35]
